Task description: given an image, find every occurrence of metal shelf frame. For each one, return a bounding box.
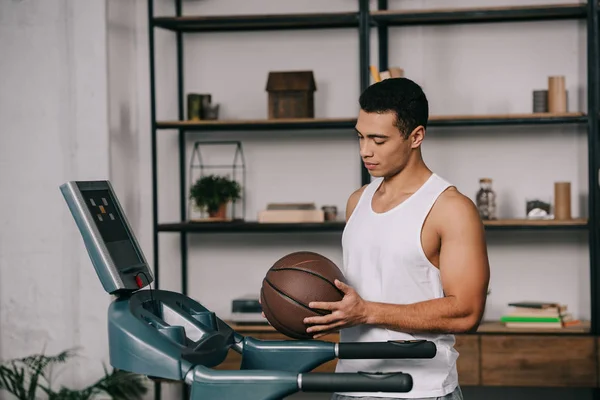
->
[147,2,600,398]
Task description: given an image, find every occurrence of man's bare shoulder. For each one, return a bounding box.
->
[346,184,369,221]
[432,186,484,233]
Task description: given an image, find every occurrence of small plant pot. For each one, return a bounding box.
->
[208,203,227,219]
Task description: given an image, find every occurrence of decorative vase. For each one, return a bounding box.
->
[208,203,227,219]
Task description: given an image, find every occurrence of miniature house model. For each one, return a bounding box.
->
[266,71,316,119]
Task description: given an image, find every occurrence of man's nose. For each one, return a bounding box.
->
[359,140,373,158]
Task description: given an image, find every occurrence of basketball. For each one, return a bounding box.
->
[260,251,346,339]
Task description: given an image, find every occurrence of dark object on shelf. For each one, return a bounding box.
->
[187,93,210,120]
[525,199,550,219]
[322,205,338,221]
[187,93,219,120]
[188,141,246,221]
[204,103,219,120]
[476,178,497,220]
[533,90,548,113]
[526,199,551,218]
[266,71,316,119]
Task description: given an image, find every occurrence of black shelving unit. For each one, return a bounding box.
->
[147,1,600,397]
[157,219,589,233]
[370,3,588,26]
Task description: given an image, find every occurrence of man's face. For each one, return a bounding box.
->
[355,109,419,178]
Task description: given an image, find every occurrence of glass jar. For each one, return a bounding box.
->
[476,178,497,220]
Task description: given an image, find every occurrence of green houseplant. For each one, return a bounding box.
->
[0,348,148,400]
[189,174,241,219]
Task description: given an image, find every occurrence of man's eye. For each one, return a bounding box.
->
[374,140,385,145]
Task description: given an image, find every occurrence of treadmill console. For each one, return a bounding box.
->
[60,181,153,294]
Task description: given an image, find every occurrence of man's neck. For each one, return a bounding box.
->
[380,159,432,195]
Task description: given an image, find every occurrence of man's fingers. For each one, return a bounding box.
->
[335,279,353,294]
[304,311,340,326]
[308,320,346,336]
[309,301,339,311]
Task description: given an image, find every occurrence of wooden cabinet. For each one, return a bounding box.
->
[221,322,599,388]
[480,335,597,387]
[455,334,480,386]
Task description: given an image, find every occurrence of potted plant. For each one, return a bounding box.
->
[189,174,242,220]
[0,348,148,399]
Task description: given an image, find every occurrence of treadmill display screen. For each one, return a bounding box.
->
[82,188,142,270]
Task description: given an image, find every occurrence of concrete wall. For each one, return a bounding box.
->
[0,0,111,393]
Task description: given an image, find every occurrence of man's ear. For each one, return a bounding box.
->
[410,125,425,148]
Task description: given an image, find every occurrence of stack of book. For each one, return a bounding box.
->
[500,301,580,329]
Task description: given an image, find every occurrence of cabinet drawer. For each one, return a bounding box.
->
[481,335,596,387]
[455,335,479,386]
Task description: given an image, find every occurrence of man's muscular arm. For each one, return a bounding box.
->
[305,189,490,337]
[364,190,490,334]
[345,185,367,220]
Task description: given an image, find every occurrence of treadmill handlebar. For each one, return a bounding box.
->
[188,365,414,399]
[338,340,437,359]
[301,371,413,393]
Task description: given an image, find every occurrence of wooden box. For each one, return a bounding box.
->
[266,71,316,119]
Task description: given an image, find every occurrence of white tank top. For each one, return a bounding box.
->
[335,173,459,398]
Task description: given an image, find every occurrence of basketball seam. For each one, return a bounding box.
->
[260,287,305,339]
[274,259,320,269]
[264,277,329,316]
[268,267,344,297]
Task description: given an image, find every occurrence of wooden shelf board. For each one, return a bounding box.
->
[429,112,585,121]
[483,218,588,227]
[371,3,587,25]
[153,5,585,32]
[156,118,356,131]
[226,320,591,335]
[153,12,359,32]
[158,219,587,233]
[158,221,347,233]
[156,113,586,131]
[477,320,591,334]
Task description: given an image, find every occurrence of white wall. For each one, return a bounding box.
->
[0,0,112,393]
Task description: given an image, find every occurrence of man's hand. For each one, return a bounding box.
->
[303,279,370,338]
[258,295,267,319]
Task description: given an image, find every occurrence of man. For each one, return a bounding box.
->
[303,78,490,400]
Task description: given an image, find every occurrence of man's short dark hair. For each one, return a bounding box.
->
[358,77,429,139]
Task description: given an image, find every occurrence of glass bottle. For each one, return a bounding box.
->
[476,178,497,220]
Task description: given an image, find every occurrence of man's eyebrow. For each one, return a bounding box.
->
[354,128,389,138]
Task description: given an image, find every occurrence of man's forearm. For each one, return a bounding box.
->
[364,296,481,334]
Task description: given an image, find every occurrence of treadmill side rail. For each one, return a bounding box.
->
[240,337,336,372]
